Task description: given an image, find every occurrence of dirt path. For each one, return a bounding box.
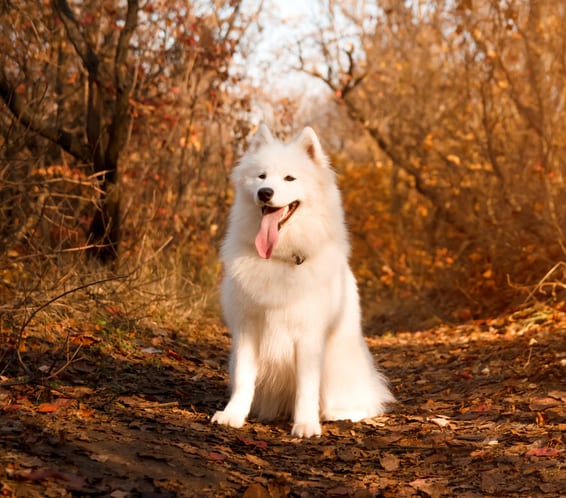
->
[1,306,565,497]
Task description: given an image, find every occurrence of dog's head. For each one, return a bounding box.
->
[230,125,342,261]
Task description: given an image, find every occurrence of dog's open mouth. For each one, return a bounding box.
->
[261,201,299,229]
[255,201,299,259]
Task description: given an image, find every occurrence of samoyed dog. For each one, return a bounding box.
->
[212,124,394,438]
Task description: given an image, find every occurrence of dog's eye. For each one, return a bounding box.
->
[258,173,266,180]
[284,175,296,182]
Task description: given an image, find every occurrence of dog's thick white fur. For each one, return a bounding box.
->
[211,124,394,437]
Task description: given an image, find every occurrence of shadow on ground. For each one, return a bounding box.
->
[1,306,565,497]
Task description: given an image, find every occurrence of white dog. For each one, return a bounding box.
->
[212,124,394,437]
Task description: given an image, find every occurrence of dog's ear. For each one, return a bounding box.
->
[248,123,274,152]
[296,127,326,167]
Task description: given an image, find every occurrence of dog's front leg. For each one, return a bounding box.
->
[212,334,257,429]
[292,338,323,437]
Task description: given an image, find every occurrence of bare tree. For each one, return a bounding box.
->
[0,0,264,266]
[295,0,566,311]
[0,0,140,262]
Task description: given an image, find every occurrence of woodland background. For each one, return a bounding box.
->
[1,0,565,381]
[1,1,565,495]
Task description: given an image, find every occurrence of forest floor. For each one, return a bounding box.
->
[1,302,565,497]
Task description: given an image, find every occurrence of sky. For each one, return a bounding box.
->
[240,0,320,90]
[232,0,376,128]
[240,0,374,95]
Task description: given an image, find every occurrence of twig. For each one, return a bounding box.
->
[44,343,83,381]
[523,347,533,369]
[9,273,129,377]
[524,261,566,304]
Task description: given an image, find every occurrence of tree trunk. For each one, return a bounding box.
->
[88,183,121,263]
[56,0,138,262]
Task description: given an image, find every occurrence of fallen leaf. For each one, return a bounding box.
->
[243,483,270,498]
[238,436,268,449]
[430,416,452,428]
[76,404,95,419]
[409,478,447,497]
[9,468,86,491]
[89,452,111,463]
[246,453,270,468]
[528,397,561,411]
[166,349,185,361]
[472,404,491,413]
[110,491,129,498]
[141,346,162,354]
[525,447,559,458]
[37,403,60,413]
[321,446,336,459]
[105,305,122,315]
[267,478,291,497]
[206,451,226,464]
[71,334,101,345]
[380,453,400,471]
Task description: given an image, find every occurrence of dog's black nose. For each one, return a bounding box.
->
[257,188,274,203]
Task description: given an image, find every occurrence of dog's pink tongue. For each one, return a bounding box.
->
[255,208,284,259]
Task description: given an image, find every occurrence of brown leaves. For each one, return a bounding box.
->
[2,394,76,415]
[2,304,566,496]
[409,478,449,498]
[6,467,86,491]
[36,398,75,414]
[379,453,400,471]
[242,480,290,498]
[238,436,269,449]
[206,451,226,464]
[524,447,560,458]
[529,395,563,411]
[243,483,270,498]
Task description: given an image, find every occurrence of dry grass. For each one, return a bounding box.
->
[0,228,222,382]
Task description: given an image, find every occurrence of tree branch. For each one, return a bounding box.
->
[115,0,139,92]
[0,69,91,162]
[296,49,471,235]
[105,0,139,176]
[52,0,99,78]
[52,0,105,169]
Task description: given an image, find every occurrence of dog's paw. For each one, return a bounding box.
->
[322,408,372,422]
[291,421,322,438]
[211,409,246,428]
